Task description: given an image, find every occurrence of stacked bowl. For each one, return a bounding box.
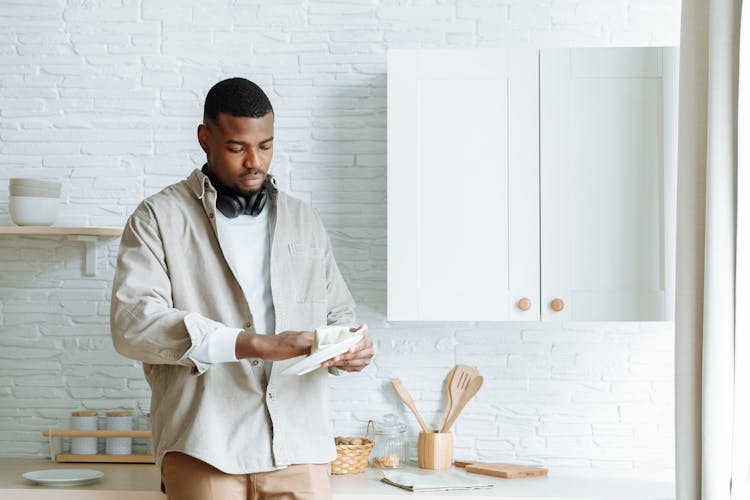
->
[8,178,62,226]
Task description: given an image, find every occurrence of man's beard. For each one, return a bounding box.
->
[235,170,266,195]
[202,163,265,196]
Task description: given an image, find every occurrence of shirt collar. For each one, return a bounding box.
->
[187,168,279,201]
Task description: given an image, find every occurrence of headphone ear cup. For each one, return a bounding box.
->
[247,190,267,216]
[235,194,247,214]
[242,192,256,216]
[216,193,243,218]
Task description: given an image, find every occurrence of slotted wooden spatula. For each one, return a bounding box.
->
[439,365,476,433]
[441,375,483,432]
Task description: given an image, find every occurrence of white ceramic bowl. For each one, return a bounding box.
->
[9,178,61,190]
[9,195,60,226]
[9,186,61,198]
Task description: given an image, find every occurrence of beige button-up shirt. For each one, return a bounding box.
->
[110,168,356,474]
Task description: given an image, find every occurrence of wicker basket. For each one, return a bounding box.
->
[330,421,375,474]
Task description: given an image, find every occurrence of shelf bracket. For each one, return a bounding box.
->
[68,235,99,276]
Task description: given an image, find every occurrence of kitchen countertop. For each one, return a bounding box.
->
[0,459,675,500]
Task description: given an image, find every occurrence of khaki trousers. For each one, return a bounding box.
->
[161,452,333,500]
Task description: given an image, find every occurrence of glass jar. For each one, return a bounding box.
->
[370,414,408,468]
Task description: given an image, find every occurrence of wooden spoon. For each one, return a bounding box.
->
[391,378,430,433]
[439,365,475,433]
[438,366,457,433]
[441,375,483,432]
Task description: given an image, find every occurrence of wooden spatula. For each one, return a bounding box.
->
[437,366,457,432]
[391,378,430,433]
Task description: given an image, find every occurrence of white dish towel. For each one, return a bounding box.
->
[381,470,494,492]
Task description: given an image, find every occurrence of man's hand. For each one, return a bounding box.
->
[322,324,375,372]
[235,331,314,361]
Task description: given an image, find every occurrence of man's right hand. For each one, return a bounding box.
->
[235,331,314,361]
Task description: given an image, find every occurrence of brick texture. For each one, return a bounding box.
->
[0,0,679,474]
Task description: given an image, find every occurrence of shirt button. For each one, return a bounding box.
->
[244,321,252,328]
[251,360,259,366]
[208,212,214,219]
[268,393,273,400]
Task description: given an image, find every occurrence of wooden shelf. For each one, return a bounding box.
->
[42,429,151,439]
[55,453,155,464]
[42,429,154,464]
[0,226,124,276]
[0,226,122,236]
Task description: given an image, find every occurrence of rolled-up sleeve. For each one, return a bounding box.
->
[110,205,219,373]
[187,317,242,369]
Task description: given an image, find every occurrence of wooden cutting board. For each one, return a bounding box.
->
[455,460,548,479]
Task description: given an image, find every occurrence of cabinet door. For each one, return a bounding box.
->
[387,49,540,321]
[540,48,678,321]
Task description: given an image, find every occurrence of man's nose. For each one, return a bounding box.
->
[243,149,261,169]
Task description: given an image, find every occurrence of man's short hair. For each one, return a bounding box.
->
[203,77,273,124]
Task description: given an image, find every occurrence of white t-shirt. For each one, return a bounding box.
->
[190,205,275,376]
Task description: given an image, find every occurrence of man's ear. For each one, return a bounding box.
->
[197,123,210,154]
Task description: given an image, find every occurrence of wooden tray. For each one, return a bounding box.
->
[455,460,548,479]
[42,429,155,464]
[55,453,155,463]
[42,430,152,439]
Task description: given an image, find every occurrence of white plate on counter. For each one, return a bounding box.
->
[283,332,364,376]
[22,468,104,486]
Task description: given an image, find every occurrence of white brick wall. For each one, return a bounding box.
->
[0,0,679,475]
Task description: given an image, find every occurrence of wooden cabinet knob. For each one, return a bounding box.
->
[550,298,565,312]
[517,298,532,311]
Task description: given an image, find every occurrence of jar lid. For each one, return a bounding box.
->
[72,411,97,417]
[375,413,406,436]
[106,411,132,417]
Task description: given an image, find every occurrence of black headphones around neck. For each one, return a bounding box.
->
[202,164,268,218]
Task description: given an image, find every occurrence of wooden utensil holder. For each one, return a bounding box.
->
[42,429,155,463]
[417,431,453,470]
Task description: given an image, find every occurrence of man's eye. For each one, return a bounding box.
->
[229,149,243,153]
[260,146,271,151]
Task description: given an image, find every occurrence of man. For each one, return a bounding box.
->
[110,77,374,500]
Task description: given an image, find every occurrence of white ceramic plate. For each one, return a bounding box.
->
[283,332,364,376]
[22,469,104,487]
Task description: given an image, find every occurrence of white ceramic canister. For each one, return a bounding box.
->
[70,410,98,455]
[105,411,133,455]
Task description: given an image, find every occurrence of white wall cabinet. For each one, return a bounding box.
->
[387,48,678,322]
[387,49,540,321]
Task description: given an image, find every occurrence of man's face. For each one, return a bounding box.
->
[197,111,274,195]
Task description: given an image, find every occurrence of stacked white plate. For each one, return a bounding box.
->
[282,332,364,376]
[8,178,62,226]
[22,469,103,486]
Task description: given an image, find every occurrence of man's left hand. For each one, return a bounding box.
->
[322,324,374,372]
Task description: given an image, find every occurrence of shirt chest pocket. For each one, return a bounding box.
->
[288,243,327,304]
